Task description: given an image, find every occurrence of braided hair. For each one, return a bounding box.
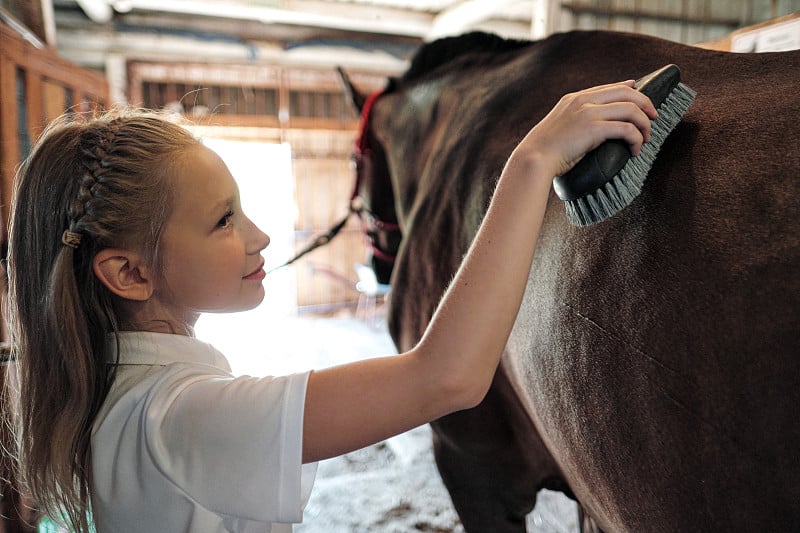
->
[4,109,199,531]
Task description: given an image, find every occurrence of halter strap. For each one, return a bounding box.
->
[351,90,385,202]
[356,90,384,157]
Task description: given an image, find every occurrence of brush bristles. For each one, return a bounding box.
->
[565,82,697,226]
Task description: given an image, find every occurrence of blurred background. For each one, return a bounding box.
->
[2,1,799,531]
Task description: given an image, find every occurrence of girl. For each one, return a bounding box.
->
[4,81,655,532]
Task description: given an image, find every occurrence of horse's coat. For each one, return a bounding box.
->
[344,30,800,532]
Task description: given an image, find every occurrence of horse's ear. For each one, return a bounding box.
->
[337,66,367,114]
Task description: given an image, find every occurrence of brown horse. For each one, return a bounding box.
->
[341,30,800,533]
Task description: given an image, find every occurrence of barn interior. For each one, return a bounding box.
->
[1,0,799,531]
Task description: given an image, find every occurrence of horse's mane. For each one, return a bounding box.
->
[400,32,532,83]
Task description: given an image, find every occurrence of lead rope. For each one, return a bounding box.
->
[267,205,357,274]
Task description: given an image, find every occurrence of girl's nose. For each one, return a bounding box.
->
[247,218,270,253]
[255,229,270,253]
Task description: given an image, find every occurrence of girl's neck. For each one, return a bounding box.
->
[122,319,195,337]
[120,299,199,337]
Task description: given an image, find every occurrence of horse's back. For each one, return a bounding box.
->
[503,31,800,532]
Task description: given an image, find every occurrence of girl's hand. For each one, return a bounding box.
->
[513,80,658,178]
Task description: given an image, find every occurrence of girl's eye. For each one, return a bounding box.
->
[217,210,234,228]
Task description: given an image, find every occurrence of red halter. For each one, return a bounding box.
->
[352,89,385,201]
[351,89,401,265]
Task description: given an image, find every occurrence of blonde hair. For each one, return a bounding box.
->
[4,109,199,531]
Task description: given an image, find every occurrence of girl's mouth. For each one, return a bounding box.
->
[244,261,266,281]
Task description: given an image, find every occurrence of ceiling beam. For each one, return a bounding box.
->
[114,0,433,38]
[75,0,112,22]
[55,27,409,72]
[427,0,520,40]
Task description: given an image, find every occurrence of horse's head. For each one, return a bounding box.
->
[339,34,537,347]
[339,33,534,290]
[339,69,402,286]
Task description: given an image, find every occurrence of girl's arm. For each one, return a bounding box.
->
[303,81,657,463]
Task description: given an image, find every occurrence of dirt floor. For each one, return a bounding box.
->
[298,423,578,533]
[197,312,578,532]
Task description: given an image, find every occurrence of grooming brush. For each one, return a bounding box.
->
[553,64,696,226]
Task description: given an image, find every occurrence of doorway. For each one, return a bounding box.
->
[194,137,298,375]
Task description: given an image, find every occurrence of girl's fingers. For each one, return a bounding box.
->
[601,121,647,155]
[575,82,658,119]
[579,79,636,92]
[586,101,653,141]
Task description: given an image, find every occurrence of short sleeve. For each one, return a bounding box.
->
[143,369,317,523]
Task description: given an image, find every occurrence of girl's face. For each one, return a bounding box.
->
[154,144,271,322]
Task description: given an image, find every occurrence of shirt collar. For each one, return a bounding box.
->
[107,331,232,373]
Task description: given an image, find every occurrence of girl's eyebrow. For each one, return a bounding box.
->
[209,197,235,214]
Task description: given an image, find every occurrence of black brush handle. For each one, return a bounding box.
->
[553,64,682,202]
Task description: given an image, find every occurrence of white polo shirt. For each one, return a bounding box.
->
[91,331,317,533]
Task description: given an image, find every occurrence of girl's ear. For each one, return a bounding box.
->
[93,249,154,301]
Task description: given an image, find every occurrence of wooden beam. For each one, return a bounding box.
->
[0,25,107,99]
[25,70,44,142]
[0,6,45,48]
[0,1,50,46]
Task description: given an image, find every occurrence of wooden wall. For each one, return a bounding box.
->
[0,20,108,239]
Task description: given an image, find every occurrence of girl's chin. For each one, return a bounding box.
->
[224,293,266,314]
